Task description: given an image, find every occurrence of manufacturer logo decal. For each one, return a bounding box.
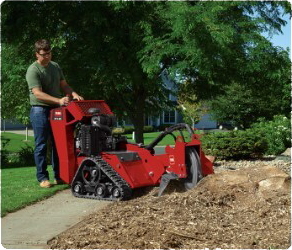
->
[169,155,175,165]
[53,109,63,120]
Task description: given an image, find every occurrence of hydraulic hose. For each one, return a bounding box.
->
[145,123,194,151]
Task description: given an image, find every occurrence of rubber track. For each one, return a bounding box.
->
[72,156,132,201]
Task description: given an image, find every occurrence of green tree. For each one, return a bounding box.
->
[1,1,169,144]
[1,44,31,125]
[140,1,290,99]
[139,1,290,126]
[177,81,206,127]
[209,44,291,128]
[2,1,290,142]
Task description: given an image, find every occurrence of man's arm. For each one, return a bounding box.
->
[60,80,84,101]
[32,87,69,106]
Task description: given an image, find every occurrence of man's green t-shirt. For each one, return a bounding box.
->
[26,61,65,106]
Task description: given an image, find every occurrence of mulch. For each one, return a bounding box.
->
[49,163,291,249]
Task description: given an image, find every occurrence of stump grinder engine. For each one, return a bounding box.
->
[50,100,213,201]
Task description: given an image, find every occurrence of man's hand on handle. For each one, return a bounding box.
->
[59,96,70,106]
[72,92,84,101]
[59,93,84,106]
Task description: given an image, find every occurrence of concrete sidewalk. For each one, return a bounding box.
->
[2,129,110,248]
[1,189,110,249]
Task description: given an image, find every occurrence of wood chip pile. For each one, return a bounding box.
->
[49,164,291,249]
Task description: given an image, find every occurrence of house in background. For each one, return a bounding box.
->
[119,70,217,130]
[157,71,217,129]
[194,114,217,129]
[139,72,217,129]
[144,72,184,128]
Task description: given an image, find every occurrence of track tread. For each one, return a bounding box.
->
[71,156,132,201]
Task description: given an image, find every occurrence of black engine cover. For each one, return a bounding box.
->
[79,125,126,156]
[80,125,105,156]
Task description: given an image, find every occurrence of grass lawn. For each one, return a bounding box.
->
[1,132,35,152]
[1,132,68,217]
[125,130,203,145]
[1,130,202,150]
[1,166,69,217]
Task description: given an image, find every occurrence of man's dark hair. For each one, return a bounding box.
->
[35,39,51,53]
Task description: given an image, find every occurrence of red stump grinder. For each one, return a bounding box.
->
[50,100,213,201]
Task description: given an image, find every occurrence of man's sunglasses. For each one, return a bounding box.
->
[38,51,51,57]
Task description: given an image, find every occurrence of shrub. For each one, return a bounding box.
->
[251,115,291,155]
[201,130,268,160]
[4,153,21,167]
[1,138,11,148]
[18,144,35,166]
[123,126,135,134]
[1,138,11,167]
[158,124,172,131]
[122,125,155,134]
[112,127,125,135]
[143,126,154,133]
[0,149,8,168]
[1,142,35,168]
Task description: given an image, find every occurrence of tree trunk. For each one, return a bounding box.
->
[129,97,145,144]
[131,113,145,144]
[25,126,28,141]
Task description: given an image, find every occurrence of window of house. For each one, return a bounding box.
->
[164,110,175,123]
[169,93,175,101]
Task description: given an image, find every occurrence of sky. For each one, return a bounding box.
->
[263,13,291,57]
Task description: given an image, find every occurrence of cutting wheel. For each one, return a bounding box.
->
[184,147,202,190]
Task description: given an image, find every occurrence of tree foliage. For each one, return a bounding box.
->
[140,1,290,99]
[1,44,31,125]
[1,1,290,142]
[177,81,206,127]
[1,1,168,143]
[139,1,291,127]
[209,44,291,128]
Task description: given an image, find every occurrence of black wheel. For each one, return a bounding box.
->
[183,147,202,190]
[95,183,108,198]
[72,181,85,195]
[81,160,101,186]
[111,186,121,199]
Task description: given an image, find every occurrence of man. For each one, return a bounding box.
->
[26,39,83,188]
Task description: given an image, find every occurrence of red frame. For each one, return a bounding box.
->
[50,100,213,187]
